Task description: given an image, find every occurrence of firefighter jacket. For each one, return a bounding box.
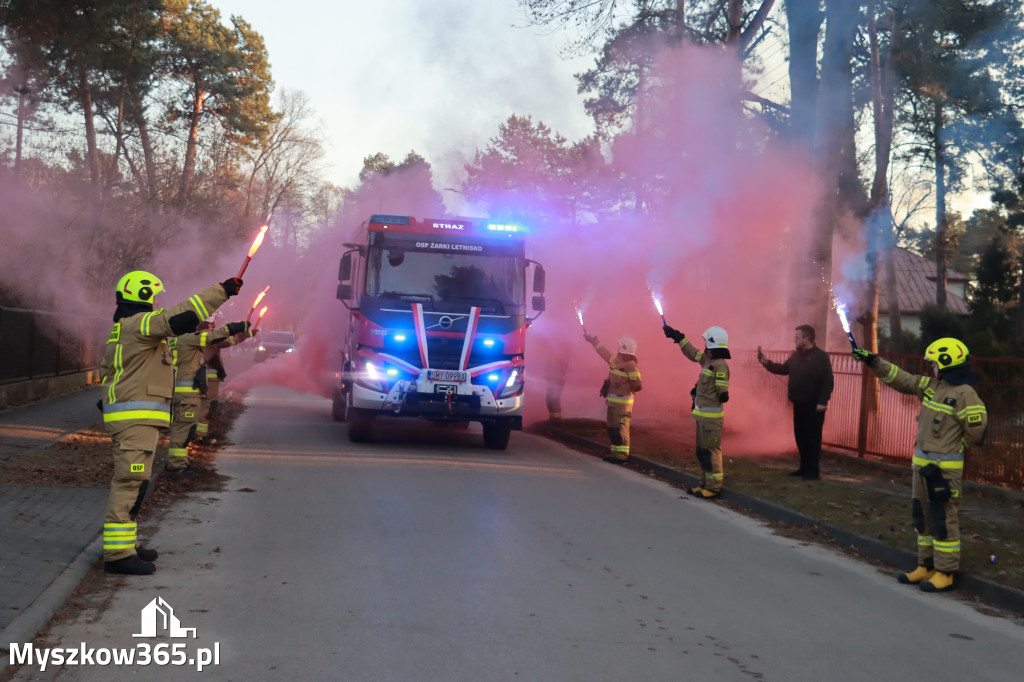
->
[99,285,229,428]
[168,325,233,397]
[589,338,642,407]
[678,338,729,421]
[869,357,987,455]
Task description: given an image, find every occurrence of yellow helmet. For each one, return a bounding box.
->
[924,337,969,370]
[116,270,164,304]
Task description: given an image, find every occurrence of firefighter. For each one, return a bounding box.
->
[584,333,642,463]
[165,318,250,473]
[663,324,731,499]
[854,338,987,592]
[544,338,570,421]
[197,322,257,442]
[98,271,242,575]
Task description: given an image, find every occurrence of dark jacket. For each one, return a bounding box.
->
[763,346,834,406]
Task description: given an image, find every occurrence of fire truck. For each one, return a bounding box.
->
[333,214,546,449]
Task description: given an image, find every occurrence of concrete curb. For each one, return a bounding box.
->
[549,428,1024,617]
[0,536,102,670]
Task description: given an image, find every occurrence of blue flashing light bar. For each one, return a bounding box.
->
[482,338,495,347]
[486,223,523,233]
[386,368,399,377]
[393,334,407,342]
[487,373,500,382]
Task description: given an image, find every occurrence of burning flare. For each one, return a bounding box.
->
[833,298,859,350]
[247,286,270,322]
[254,305,269,331]
[649,289,667,326]
[237,224,270,278]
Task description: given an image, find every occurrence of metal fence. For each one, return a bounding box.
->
[754,349,1024,490]
[0,307,110,385]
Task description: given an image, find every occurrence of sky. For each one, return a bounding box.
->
[211,0,595,199]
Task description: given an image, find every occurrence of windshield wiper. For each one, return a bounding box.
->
[381,292,436,308]
[445,296,507,314]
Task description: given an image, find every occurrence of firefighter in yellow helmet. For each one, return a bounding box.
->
[583,333,642,463]
[663,324,731,499]
[854,338,987,592]
[97,271,242,575]
[165,317,251,473]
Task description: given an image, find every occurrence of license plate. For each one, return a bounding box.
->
[427,370,468,383]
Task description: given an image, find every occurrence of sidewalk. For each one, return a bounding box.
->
[0,387,107,650]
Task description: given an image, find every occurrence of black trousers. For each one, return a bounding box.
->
[792,402,825,476]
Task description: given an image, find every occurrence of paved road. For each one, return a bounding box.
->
[14,387,1024,681]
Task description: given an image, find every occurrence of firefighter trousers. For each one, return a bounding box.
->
[167,393,201,471]
[911,462,962,573]
[695,418,724,493]
[605,400,632,461]
[196,377,219,440]
[103,423,159,562]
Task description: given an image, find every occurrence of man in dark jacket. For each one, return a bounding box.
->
[758,325,834,480]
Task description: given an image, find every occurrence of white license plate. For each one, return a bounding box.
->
[427,369,468,383]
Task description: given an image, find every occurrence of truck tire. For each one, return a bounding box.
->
[331,387,347,422]
[348,408,374,443]
[482,419,512,450]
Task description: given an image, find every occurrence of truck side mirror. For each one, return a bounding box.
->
[339,252,353,282]
[533,265,546,294]
[532,295,546,312]
[337,283,353,301]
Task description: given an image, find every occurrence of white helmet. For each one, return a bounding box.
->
[702,326,728,349]
[618,336,638,355]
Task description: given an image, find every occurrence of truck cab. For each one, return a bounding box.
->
[334,215,545,449]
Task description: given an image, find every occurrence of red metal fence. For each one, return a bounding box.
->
[753,350,1024,490]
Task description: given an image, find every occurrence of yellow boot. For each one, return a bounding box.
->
[920,571,955,592]
[897,565,935,585]
[688,487,719,499]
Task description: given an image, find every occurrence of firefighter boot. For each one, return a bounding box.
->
[897,564,935,585]
[688,486,719,499]
[136,546,158,562]
[104,555,156,575]
[920,571,955,593]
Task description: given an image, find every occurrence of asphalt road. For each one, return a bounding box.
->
[16,387,1024,681]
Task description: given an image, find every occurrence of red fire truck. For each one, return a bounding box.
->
[333,214,546,449]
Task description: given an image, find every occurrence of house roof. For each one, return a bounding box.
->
[877,248,969,315]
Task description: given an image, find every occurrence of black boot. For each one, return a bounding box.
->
[136,547,158,562]
[105,555,156,575]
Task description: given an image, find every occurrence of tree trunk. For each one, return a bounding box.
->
[886,246,904,352]
[78,63,99,186]
[14,87,26,181]
[934,101,948,310]
[137,113,158,203]
[180,84,205,201]
[785,0,822,155]
[802,0,861,338]
[725,0,743,44]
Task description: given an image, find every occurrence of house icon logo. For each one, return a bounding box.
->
[132,596,197,638]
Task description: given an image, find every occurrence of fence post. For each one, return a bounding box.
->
[856,363,871,458]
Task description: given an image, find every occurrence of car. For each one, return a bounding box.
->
[254,330,296,362]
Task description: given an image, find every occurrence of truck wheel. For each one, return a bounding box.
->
[331,387,347,422]
[348,408,374,443]
[482,419,512,450]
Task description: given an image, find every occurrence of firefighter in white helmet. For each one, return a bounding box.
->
[584,332,643,463]
[854,338,987,592]
[98,271,242,575]
[663,324,731,498]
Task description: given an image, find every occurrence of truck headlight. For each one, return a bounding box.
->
[496,368,523,399]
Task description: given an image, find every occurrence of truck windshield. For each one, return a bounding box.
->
[366,243,524,314]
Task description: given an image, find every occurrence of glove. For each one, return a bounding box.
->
[226,321,250,336]
[584,333,597,344]
[663,325,685,343]
[599,379,610,398]
[719,391,729,404]
[216,367,226,380]
[221,278,243,297]
[852,348,878,366]
[96,399,103,413]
